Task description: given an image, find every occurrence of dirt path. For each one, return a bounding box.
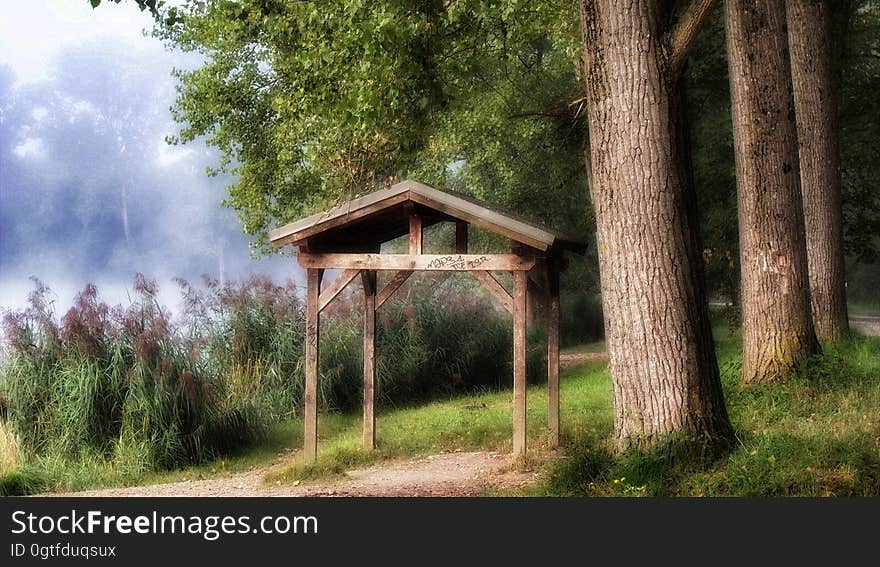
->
[560,351,608,369]
[56,451,537,497]
[850,315,880,336]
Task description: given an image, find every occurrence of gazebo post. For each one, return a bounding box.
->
[269,181,588,466]
[304,266,323,462]
[362,270,377,450]
[408,205,422,254]
[513,269,528,459]
[547,259,560,448]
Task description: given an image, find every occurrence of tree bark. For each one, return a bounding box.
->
[579,0,732,451]
[725,0,819,383]
[786,0,849,342]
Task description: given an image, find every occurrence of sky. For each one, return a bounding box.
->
[0,0,300,317]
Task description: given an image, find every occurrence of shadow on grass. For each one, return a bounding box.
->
[0,466,47,496]
[541,433,732,497]
[539,334,880,497]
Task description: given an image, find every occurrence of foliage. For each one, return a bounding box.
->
[175,271,545,416]
[839,1,880,265]
[155,0,590,252]
[89,0,162,17]
[0,271,544,490]
[1,276,266,472]
[684,9,740,306]
[153,0,877,311]
[0,466,47,497]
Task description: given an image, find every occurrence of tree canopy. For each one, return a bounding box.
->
[155,0,879,305]
[156,0,588,251]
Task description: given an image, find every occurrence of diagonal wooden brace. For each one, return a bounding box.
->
[317,268,361,313]
[375,270,413,309]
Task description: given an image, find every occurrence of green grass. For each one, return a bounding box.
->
[264,363,612,484]
[0,421,299,495]
[532,332,880,497]
[5,330,878,497]
[848,302,880,316]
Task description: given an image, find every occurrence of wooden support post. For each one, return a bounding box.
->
[455,221,468,253]
[513,269,528,459]
[526,278,536,326]
[547,262,560,449]
[409,207,423,254]
[304,267,323,462]
[362,270,376,450]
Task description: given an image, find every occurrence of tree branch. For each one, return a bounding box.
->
[666,0,717,78]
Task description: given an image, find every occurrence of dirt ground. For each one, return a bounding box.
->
[559,351,608,369]
[850,315,880,336]
[55,451,539,497]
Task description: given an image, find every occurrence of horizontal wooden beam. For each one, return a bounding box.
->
[318,268,360,313]
[472,271,513,314]
[297,253,536,272]
[376,270,412,309]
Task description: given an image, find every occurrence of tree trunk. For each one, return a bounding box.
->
[579,0,732,451]
[725,0,819,383]
[786,0,849,342]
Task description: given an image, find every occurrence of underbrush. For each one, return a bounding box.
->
[0,272,543,494]
[0,276,267,494]
[5,272,874,498]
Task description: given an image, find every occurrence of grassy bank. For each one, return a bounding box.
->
[261,331,880,497]
[3,329,878,496]
[537,331,880,497]
[0,273,560,494]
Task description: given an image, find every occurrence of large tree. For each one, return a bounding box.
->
[579,0,733,450]
[725,0,819,383]
[787,0,849,342]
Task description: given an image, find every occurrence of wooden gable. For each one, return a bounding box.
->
[268,180,586,253]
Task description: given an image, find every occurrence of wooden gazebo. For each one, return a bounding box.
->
[269,180,585,461]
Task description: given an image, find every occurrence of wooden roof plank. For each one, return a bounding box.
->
[268,187,410,247]
[268,180,586,252]
[405,186,551,251]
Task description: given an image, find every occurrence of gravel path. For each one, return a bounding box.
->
[850,315,880,336]
[55,451,537,497]
[559,351,608,369]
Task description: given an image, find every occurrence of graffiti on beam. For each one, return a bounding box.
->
[425,255,489,270]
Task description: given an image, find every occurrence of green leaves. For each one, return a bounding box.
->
[155,0,590,253]
[88,0,163,17]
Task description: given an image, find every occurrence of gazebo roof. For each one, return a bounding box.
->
[268,180,586,253]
